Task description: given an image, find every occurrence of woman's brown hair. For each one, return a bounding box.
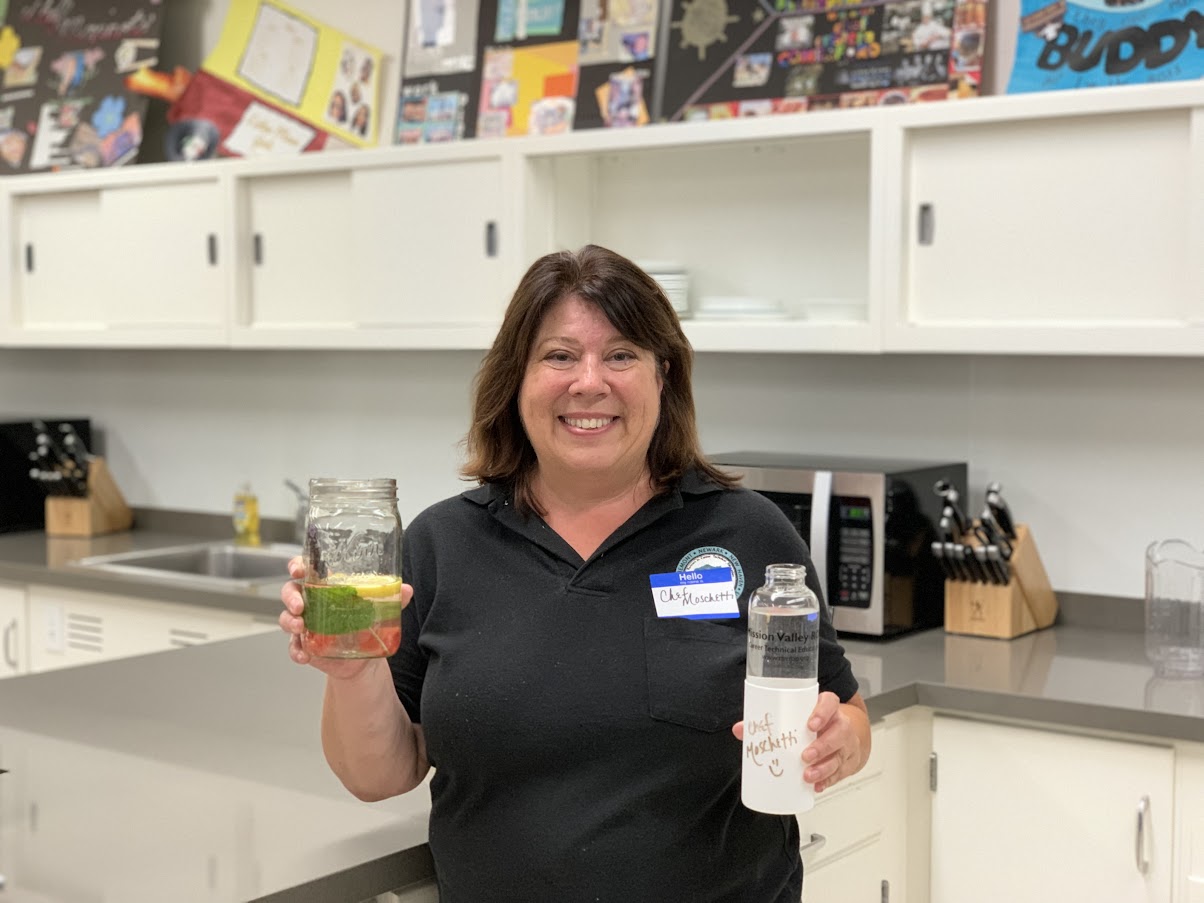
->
[462,244,738,513]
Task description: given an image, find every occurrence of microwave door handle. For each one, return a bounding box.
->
[809,470,833,605]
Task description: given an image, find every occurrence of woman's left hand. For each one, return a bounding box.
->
[732,690,871,793]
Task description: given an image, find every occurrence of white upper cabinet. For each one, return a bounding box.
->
[1,81,1201,354]
[883,83,1204,355]
[520,115,881,353]
[2,167,228,346]
[231,149,508,349]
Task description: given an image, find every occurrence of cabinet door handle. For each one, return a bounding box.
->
[3,619,16,670]
[1135,794,1150,875]
[800,832,826,855]
[253,233,264,265]
[917,203,935,246]
[24,243,34,273]
[485,221,498,258]
[207,233,218,266]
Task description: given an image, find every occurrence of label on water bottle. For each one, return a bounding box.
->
[742,678,819,814]
[649,567,740,619]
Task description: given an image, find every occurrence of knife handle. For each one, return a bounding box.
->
[972,546,997,585]
[931,541,952,580]
[986,483,1017,540]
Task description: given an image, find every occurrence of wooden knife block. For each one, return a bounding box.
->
[44,457,134,538]
[944,524,1058,640]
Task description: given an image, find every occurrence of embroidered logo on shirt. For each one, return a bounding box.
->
[677,546,745,597]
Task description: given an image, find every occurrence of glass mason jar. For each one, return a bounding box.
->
[302,478,403,659]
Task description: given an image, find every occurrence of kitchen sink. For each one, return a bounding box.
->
[73,541,301,589]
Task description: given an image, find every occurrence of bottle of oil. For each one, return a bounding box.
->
[233,483,261,547]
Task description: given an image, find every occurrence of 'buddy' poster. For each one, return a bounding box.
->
[1006,0,1204,92]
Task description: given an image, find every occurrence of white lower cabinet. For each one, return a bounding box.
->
[799,713,916,901]
[804,838,885,901]
[1176,743,1204,903]
[7,729,240,903]
[930,714,1174,903]
[26,584,275,673]
[0,582,28,678]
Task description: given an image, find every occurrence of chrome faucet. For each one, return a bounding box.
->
[284,479,307,544]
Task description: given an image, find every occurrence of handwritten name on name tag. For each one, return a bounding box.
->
[649,568,740,619]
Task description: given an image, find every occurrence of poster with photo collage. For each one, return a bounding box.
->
[397,0,481,143]
[395,0,665,143]
[575,0,662,130]
[659,0,977,122]
[0,0,164,174]
[392,0,981,144]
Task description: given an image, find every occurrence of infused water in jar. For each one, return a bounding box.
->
[302,478,403,659]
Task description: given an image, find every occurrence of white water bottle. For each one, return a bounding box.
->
[742,563,821,814]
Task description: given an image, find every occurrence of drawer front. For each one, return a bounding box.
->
[796,722,887,869]
[803,837,884,902]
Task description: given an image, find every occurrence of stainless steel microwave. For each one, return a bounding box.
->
[711,452,968,638]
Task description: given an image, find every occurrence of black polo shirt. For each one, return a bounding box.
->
[390,470,859,903]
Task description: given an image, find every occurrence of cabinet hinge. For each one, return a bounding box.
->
[929,751,938,791]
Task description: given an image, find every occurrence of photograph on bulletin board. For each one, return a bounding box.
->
[396,73,476,143]
[405,0,482,77]
[1006,0,1204,93]
[660,0,962,122]
[0,0,164,174]
[495,0,571,42]
[577,0,659,66]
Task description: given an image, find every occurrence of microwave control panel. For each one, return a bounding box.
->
[834,497,873,608]
[758,490,874,610]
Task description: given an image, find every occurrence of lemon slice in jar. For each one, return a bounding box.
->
[326,573,402,598]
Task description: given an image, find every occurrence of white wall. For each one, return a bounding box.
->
[1,348,1201,600]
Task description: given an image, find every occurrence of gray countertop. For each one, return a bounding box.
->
[1,524,1202,901]
[0,519,292,616]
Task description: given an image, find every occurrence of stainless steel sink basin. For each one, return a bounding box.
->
[74,541,301,589]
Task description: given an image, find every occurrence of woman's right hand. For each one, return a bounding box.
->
[279,557,411,680]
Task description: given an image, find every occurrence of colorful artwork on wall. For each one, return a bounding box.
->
[0,0,165,174]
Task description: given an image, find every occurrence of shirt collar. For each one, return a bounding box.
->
[461,467,722,507]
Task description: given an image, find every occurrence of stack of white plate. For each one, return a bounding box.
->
[694,295,788,320]
[638,261,690,317]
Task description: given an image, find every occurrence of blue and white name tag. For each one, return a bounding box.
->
[649,567,740,619]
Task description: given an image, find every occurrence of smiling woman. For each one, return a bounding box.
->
[278,244,870,903]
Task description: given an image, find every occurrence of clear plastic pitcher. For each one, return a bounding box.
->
[1145,539,1204,677]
